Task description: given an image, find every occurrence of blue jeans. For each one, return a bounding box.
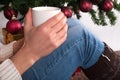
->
[22,18,105,80]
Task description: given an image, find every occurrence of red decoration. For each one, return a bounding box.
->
[72,67,81,76]
[4,7,18,20]
[78,0,93,12]
[6,20,22,34]
[99,0,113,12]
[61,6,73,18]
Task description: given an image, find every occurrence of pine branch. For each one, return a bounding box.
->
[106,11,117,25]
[89,9,100,25]
[98,10,107,26]
[114,0,120,11]
[69,0,80,19]
[75,12,81,19]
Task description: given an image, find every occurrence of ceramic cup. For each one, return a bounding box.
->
[32,6,61,27]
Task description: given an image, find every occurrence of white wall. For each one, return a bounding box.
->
[0,11,8,44]
[0,11,8,28]
[79,9,120,51]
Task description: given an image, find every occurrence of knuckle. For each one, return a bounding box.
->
[60,21,65,27]
[53,44,58,49]
[50,41,58,49]
[49,38,59,48]
[63,34,67,41]
[47,33,53,40]
[40,27,49,34]
[60,17,67,26]
[54,16,61,22]
[63,16,67,22]
[47,36,52,43]
[65,24,68,31]
[42,27,47,33]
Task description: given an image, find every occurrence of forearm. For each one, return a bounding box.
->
[11,45,38,75]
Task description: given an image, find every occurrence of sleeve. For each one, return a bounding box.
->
[0,59,22,80]
[0,41,16,62]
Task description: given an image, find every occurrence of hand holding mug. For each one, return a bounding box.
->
[11,8,68,74]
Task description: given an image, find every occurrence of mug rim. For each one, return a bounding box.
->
[32,6,60,12]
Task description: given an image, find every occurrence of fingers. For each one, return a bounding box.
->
[47,12,68,46]
[56,24,68,40]
[54,23,68,47]
[52,16,67,33]
[40,12,65,29]
[56,31,67,47]
[24,8,33,32]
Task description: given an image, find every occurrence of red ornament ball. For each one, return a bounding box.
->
[6,20,22,34]
[4,7,18,20]
[61,6,73,18]
[78,0,93,12]
[99,0,113,12]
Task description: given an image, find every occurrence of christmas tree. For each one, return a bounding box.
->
[0,0,120,26]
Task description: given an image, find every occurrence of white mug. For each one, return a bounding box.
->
[32,6,61,27]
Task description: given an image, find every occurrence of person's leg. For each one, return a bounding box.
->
[83,43,120,80]
[22,18,104,80]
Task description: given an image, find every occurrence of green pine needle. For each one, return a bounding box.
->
[98,10,107,26]
[114,0,120,11]
[89,9,100,25]
[106,11,117,25]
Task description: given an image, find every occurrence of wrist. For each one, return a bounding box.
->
[10,45,36,74]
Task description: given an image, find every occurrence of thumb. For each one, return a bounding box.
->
[24,8,33,32]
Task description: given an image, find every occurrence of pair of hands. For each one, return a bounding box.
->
[11,8,68,74]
